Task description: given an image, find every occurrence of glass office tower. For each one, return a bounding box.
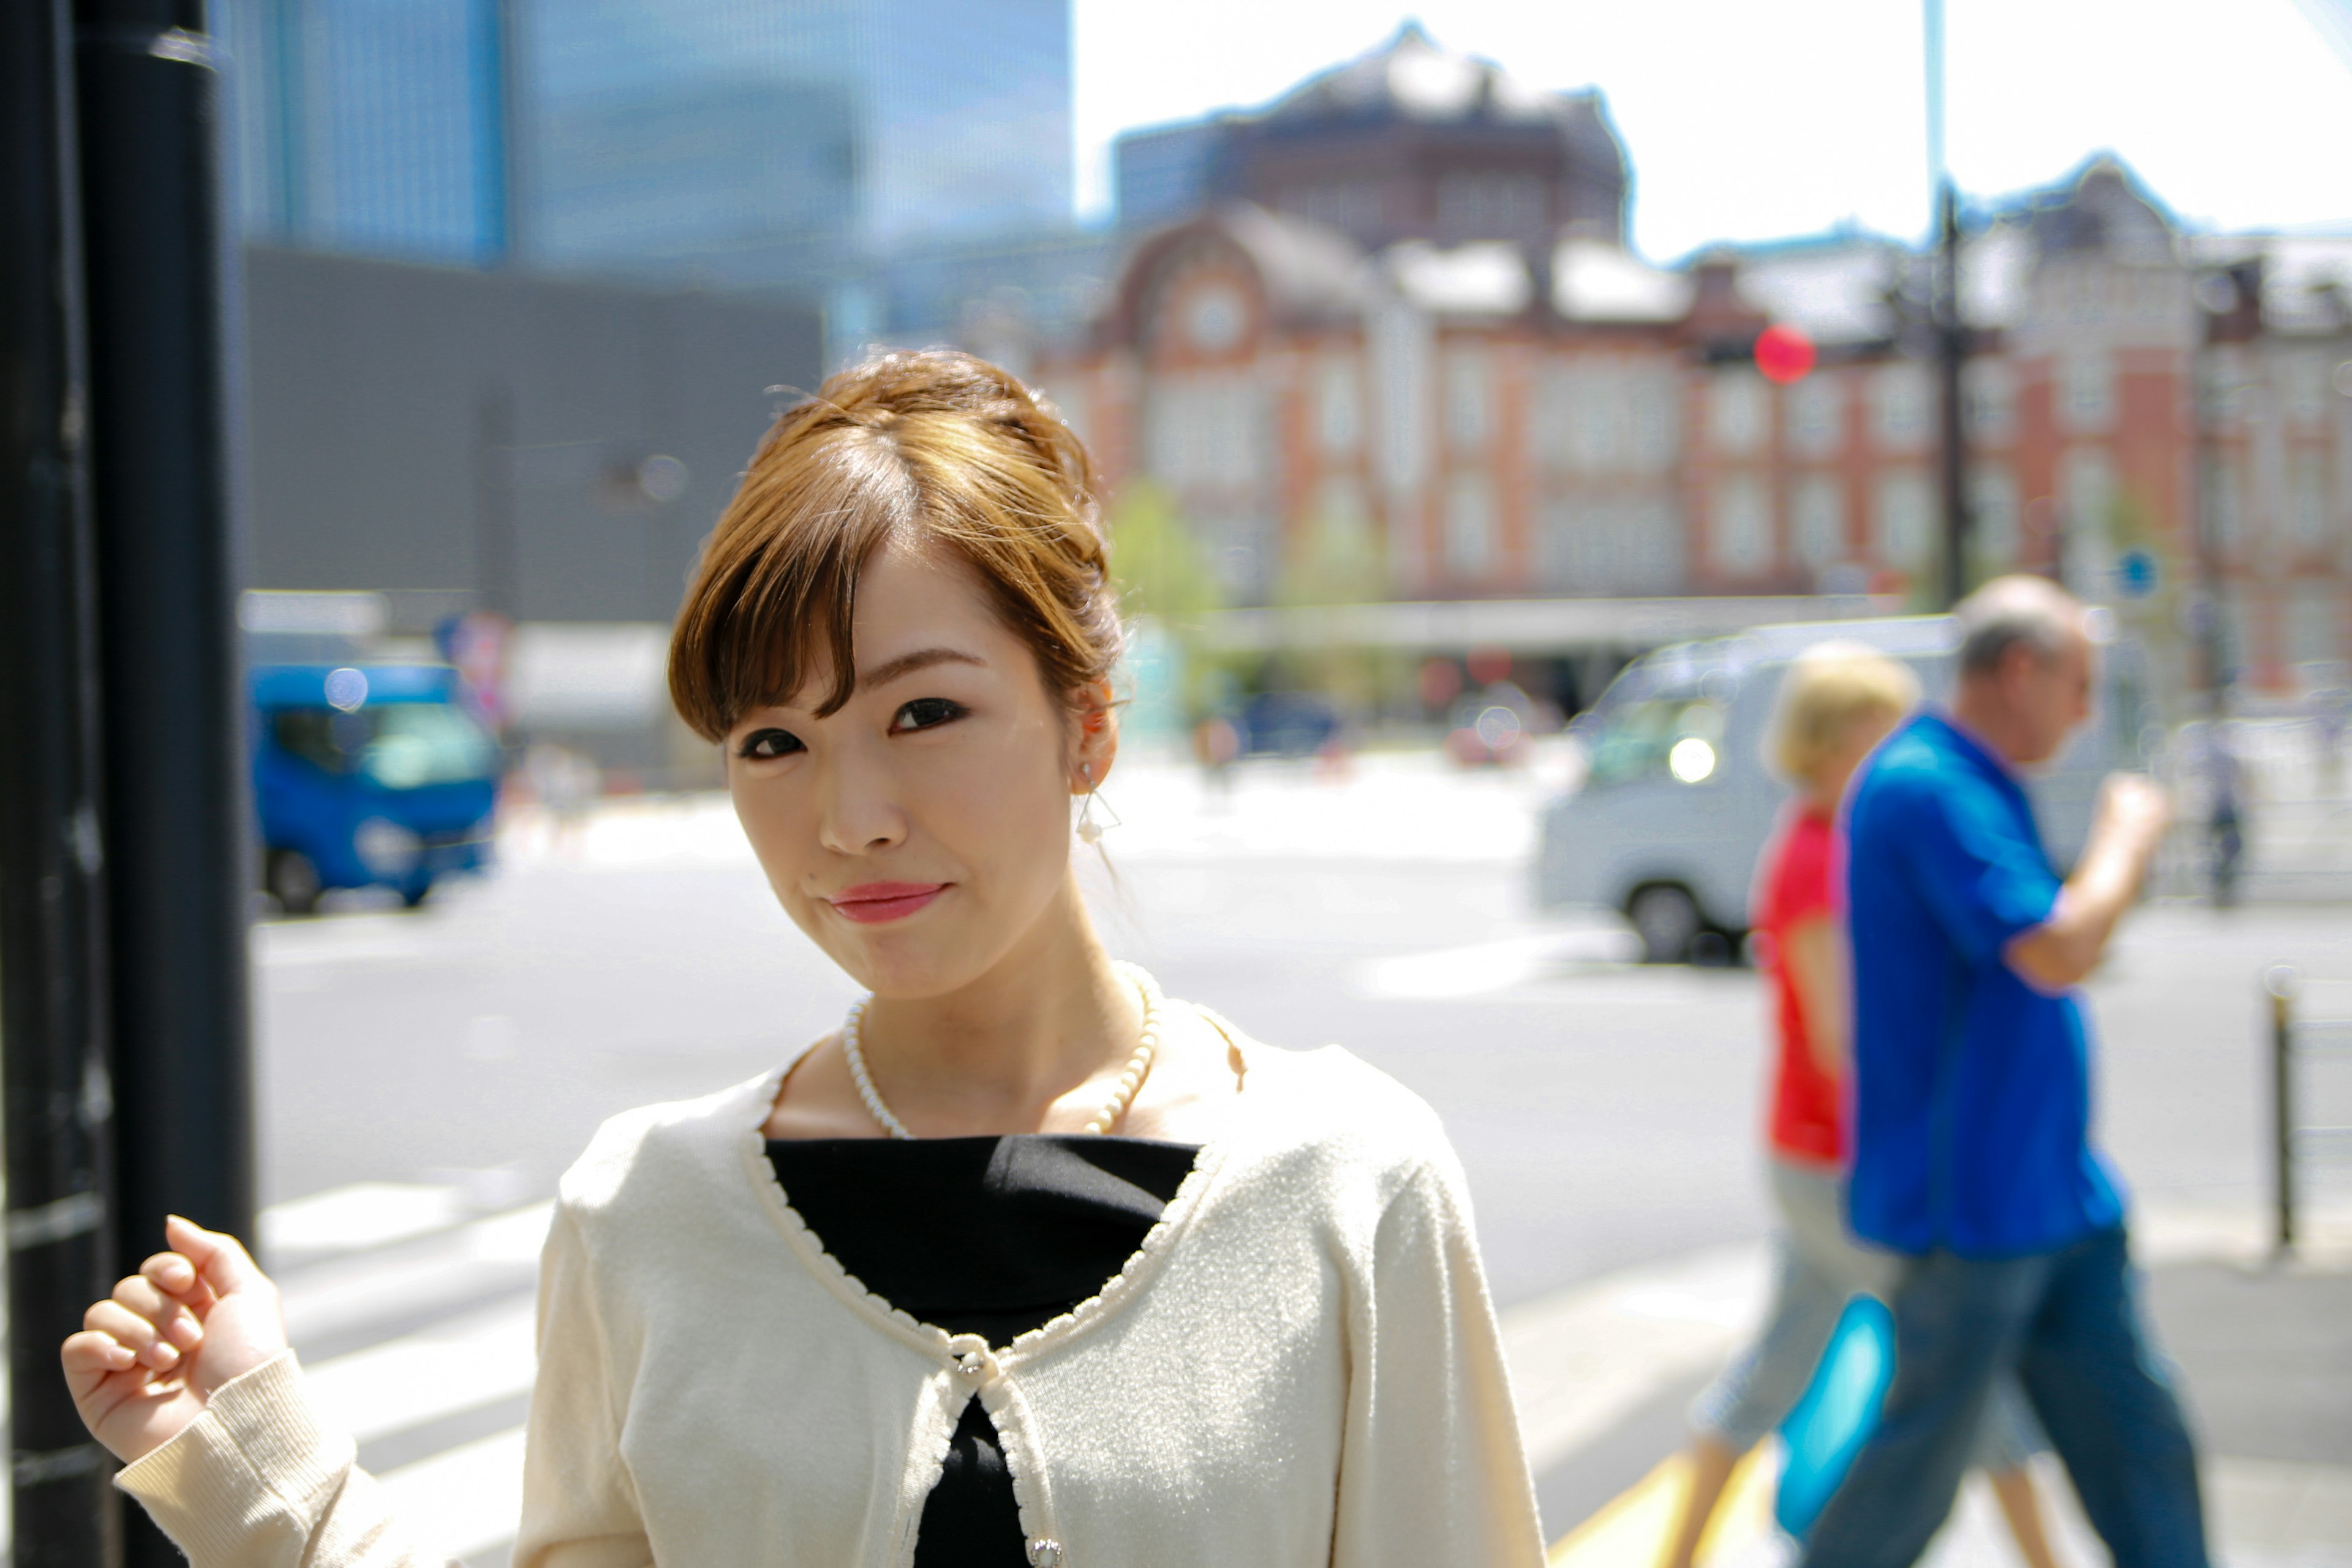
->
[212,0,1074,292]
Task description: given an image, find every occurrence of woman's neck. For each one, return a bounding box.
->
[855,877,1140,1135]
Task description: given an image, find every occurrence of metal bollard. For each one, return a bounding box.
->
[2266,965,2297,1259]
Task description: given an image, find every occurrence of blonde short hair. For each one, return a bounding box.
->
[1769,641,1922,783]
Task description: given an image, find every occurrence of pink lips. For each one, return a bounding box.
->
[827,881,948,924]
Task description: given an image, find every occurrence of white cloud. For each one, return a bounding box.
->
[1072,0,2352,254]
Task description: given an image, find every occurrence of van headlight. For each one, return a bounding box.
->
[1668,737,1717,783]
[353,817,423,876]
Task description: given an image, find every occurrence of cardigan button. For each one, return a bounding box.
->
[1026,1540,1061,1567]
[955,1349,998,1383]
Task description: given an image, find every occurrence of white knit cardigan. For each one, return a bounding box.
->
[119,1008,1545,1567]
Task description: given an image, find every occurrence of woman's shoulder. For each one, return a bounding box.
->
[1188,1005,1461,1193]
[555,1066,780,1218]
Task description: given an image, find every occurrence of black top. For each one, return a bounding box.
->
[766,1136,1200,1567]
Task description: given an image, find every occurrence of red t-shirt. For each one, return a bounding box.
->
[1756,806,1845,1164]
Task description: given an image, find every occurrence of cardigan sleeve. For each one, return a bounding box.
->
[113,1351,457,1566]
[113,1203,651,1568]
[1330,1149,1546,1568]
[511,1202,654,1568]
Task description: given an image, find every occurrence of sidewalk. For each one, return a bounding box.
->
[1508,1199,2352,1566]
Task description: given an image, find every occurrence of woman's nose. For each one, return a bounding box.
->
[816,746,908,853]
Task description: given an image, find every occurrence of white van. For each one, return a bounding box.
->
[1534,615,2155,963]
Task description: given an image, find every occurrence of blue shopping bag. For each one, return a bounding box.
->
[1774,1294,1896,1540]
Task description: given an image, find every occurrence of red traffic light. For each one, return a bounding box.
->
[1754,324,1815,385]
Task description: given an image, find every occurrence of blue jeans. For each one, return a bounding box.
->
[1692,1160,2045,1469]
[1801,1226,2208,1568]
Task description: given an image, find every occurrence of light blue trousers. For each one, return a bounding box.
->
[1689,1158,2047,1471]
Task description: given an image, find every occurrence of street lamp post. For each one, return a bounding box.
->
[0,0,251,1557]
[1,2,124,1559]
[1935,179,1972,609]
[1924,0,1970,608]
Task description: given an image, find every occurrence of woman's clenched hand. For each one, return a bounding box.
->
[60,1216,289,1464]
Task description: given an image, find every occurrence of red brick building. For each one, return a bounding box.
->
[1038,29,2352,695]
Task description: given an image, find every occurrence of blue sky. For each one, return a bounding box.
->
[1072,0,2352,260]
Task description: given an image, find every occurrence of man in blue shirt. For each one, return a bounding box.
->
[1804,577,2206,1568]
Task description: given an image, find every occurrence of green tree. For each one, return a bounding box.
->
[1104,480,1229,722]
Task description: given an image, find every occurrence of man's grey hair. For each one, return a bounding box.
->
[1953,575,2086,679]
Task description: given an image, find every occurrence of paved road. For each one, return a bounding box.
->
[222,753,2352,1560]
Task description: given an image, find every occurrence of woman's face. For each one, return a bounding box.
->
[724,537,1110,999]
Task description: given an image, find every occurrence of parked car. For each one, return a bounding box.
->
[253,663,501,914]
[1535,616,2154,963]
[1237,690,1343,758]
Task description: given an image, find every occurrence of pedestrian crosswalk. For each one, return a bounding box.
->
[266,1183,549,1565]
[249,1185,2352,1568]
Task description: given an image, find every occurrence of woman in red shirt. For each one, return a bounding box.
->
[1661,643,2057,1568]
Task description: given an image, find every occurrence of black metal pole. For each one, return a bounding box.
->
[1,1,124,1559]
[70,12,256,1564]
[2267,967,2297,1259]
[1935,179,1970,608]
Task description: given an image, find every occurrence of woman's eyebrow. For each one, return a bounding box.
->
[856,647,986,690]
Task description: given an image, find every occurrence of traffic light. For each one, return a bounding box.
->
[1754,323,1815,385]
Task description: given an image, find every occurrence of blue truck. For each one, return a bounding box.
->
[252,663,502,914]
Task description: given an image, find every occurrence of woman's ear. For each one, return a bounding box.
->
[1071,679,1119,794]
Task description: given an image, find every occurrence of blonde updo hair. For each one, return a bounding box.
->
[1768,641,1923,784]
[669,349,1121,742]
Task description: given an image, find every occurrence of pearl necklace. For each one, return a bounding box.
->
[840,962,1164,1140]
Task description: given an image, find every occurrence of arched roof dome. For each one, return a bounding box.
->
[1263,21,1567,127]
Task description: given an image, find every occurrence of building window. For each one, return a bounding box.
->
[1789,376,1843,459]
[1286,180,1382,236]
[2063,447,2114,544]
[1964,361,2013,443]
[2060,351,2114,432]
[1146,375,1264,489]
[1631,369,1679,472]
[1875,471,1934,571]
[1870,365,1929,450]
[1970,464,2020,569]
[1435,172,1545,238]
[1533,369,1578,473]
[2202,457,2242,548]
[1444,472,1497,576]
[1711,475,1771,575]
[1633,497,1684,589]
[1316,355,1362,455]
[1711,372,1767,458]
[1792,476,1844,568]
[2285,353,2331,427]
[1178,282,1248,354]
[1577,371,1629,472]
[2291,456,2329,546]
[2291,590,2342,665]
[1444,345,1492,451]
[1538,494,1596,590]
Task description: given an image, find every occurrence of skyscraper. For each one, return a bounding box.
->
[214,0,520,266]
[211,0,1074,297]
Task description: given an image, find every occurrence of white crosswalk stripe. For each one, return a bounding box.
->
[268,1183,548,1566]
[375,1427,533,1563]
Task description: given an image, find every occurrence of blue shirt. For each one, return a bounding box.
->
[1843,711,2125,1258]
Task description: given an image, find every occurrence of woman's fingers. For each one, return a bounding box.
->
[165,1215,269,1298]
[83,1298,183,1368]
[142,1248,220,1319]
[112,1273,204,1350]
[61,1329,140,1379]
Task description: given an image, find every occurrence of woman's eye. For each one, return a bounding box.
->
[892,698,967,733]
[736,728,804,761]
